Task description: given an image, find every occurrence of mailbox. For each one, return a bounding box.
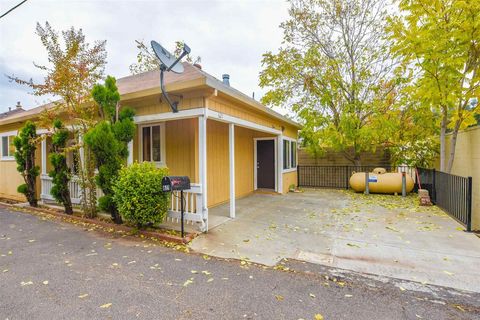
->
[161,176,191,192]
[161,176,191,239]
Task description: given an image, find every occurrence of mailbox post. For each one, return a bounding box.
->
[161,176,191,238]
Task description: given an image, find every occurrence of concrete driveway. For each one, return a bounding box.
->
[190,189,480,293]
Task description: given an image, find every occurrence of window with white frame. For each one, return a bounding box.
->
[141,124,165,164]
[1,134,16,160]
[283,139,297,170]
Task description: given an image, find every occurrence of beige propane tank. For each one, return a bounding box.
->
[349,169,414,194]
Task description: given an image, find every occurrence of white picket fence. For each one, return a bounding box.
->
[164,183,207,232]
[40,175,207,231]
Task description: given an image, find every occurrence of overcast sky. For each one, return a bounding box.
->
[0,0,290,114]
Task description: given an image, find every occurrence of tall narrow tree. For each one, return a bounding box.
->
[84,76,135,224]
[13,121,40,207]
[49,119,73,215]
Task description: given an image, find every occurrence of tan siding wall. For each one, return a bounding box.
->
[165,119,198,182]
[132,119,198,182]
[207,120,229,207]
[437,127,480,230]
[0,125,24,201]
[207,121,279,207]
[283,171,297,194]
[207,96,298,139]
[0,160,25,201]
[128,95,203,116]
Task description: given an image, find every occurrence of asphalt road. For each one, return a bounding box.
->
[1,205,479,320]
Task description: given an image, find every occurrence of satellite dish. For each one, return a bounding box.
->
[151,41,185,74]
[151,40,192,112]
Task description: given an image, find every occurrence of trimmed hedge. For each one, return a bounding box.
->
[113,162,170,228]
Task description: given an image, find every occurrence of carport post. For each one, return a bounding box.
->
[365,172,370,195]
[229,123,235,218]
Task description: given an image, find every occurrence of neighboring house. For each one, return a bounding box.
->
[0,102,24,119]
[0,63,301,231]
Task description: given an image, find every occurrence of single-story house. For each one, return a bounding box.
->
[0,63,301,231]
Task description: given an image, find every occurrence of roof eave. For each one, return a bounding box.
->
[204,77,302,129]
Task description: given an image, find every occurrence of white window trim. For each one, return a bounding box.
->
[0,130,17,161]
[282,136,298,173]
[138,123,166,167]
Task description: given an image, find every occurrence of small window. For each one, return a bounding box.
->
[283,139,290,169]
[142,124,164,164]
[282,138,297,171]
[291,141,297,167]
[1,135,15,159]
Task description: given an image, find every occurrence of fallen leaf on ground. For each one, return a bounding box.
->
[183,279,194,287]
[386,226,400,232]
[275,295,284,301]
[345,294,353,297]
[346,243,360,248]
[42,280,49,285]
[443,270,454,276]
[314,314,324,320]
[78,294,89,299]
[99,303,112,309]
[20,281,33,286]
[309,293,316,298]
[455,305,466,312]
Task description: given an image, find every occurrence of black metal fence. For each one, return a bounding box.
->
[297,165,414,189]
[416,168,473,231]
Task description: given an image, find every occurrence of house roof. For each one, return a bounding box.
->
[0,105,25,119]
[0,63,301,129]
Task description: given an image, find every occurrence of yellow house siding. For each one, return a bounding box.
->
[206,119,229,207]
[0,160,25,201]
[0,125,23,201]
[283,171,297,194]
[165,119,198,182]
[127,95,204,117]
[206,121,284,207]
[207,96,298,138]
[234,127,256,199]
[439,126,480,230]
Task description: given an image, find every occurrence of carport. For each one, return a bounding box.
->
[190,189,480,293]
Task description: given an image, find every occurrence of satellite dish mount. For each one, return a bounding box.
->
[151,40,191,113]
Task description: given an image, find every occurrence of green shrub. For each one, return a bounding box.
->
[112,162,170,228]
[85,76,135,224]
[49,119,73,215]
[13,121,40,207]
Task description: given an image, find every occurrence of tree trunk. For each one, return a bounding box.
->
[439,108,448,172]
[111,207,123,224]
[446,120,461,174]
[26,152,38,207]
[353,153,361,167]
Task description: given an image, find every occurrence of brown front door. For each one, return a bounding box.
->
[256,139,275,189]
